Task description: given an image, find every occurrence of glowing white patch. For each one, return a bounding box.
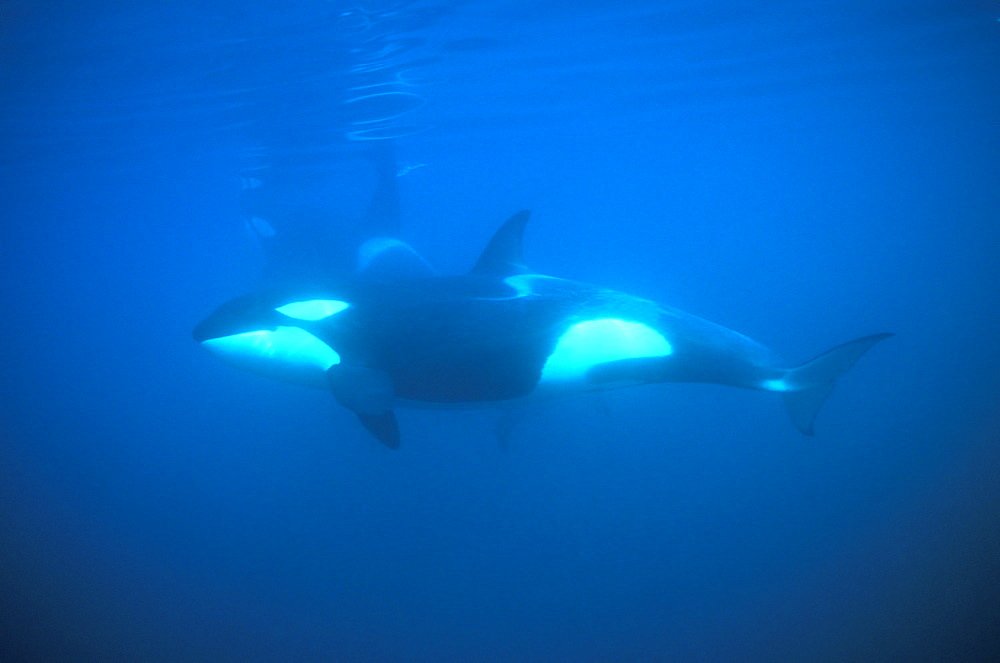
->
[762,378,790,392]
[539,318,672,388]
[476,274,554,301]
[355,236,435,278]
[245,215,275,238]
[276,300,349,321]
[357,237,404,273]
[202,326,339,389]
[503,274,538,297]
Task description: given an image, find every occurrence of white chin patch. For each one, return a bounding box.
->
[276,299,349,321]
[202,326,339,389]
[539,318,672,389]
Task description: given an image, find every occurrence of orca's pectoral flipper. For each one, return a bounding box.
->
[327,364,400,449]
[355,412,400,450]
[778,332,894,435]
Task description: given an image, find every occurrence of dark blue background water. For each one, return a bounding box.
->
[2,1,998,661]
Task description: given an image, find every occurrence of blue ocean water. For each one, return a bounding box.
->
[1,1,998,660]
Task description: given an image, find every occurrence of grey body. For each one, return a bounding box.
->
[195,211,891,447]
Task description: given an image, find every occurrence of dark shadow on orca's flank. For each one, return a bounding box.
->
[195,209,892,449]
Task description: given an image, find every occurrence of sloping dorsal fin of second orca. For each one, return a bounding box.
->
[469,210,532,277]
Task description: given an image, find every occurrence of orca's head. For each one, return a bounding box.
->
[194,295,351,389]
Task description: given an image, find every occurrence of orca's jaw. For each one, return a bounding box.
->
[196,298,352,389]
[201,326,339,389]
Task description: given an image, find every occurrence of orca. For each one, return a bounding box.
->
[194,211,891,448]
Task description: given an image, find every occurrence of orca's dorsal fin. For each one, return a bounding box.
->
[469,210,531,277]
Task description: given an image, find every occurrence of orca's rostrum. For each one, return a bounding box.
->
[194,211,891,448]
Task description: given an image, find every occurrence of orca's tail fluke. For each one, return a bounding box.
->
[777,333,893,435]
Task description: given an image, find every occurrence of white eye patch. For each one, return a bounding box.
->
[276,299,350,321]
